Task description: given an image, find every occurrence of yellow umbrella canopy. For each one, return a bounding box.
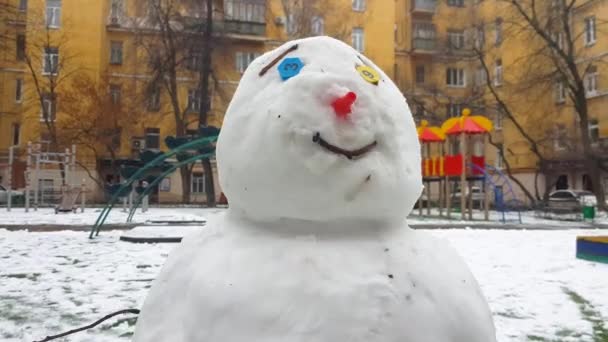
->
[441,108,493,135]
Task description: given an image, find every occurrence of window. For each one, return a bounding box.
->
[495,18,503,46]
[553,125,567,151]
[235,52,259,73]
[447,30,465,50]
[447,0,464,7]
[494,110,503,130]
[19,0,27,11]
[46,0,61,28]
[474,25,485,50]
[311,16,324,36]
[475,67,487,87]
[584,65,598,97]
[110,84,121,105]
[145,128,160,150]
[352,28,364,52]
[588,119,599,144]
[11,123,20,146]
[495,144,504,169]
[14,79,23,103]
[553,31,564,50]
[191,173,205,194]
[446,68,465,87]
[187,52,203,71]
[555,81,565,103]
[494,59,503,86]
[187,89,201,112]
[41,93,56,122]
[147,86,161,112]
[43,47,59,75]
[584,17,596,46]
[110,41,123,65]
[224,0,266,23]
[352,0,366,11]
[110,0,123,19]
[16,34,25,61]
[447,103,463,117]
[415,65,425,84]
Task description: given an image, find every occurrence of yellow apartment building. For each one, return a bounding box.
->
[0,0,396,204]
[394,0,608,204]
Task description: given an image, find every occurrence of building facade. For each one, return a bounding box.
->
[0,0,395,203]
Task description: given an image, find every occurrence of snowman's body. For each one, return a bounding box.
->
[133,36,496,342]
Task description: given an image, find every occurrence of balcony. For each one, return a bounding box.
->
[412,0,437,14]
[412,22,437,53]
[220,20,266,36]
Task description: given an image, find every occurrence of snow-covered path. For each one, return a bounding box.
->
[1,225,607,341]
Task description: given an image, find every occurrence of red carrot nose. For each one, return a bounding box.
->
[331,91,357,119]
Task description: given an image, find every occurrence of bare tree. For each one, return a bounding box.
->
[472,0,608,208]
[135,0,230,205]
[22,10,80,184]
[58,74,144,190]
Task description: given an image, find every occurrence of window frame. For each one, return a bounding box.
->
[311,16,324,36]
[15,79,23,103]
[40,93,56,122]
[446,67,466,87]
[110,41,123,65]
[109,84,121,105]
[191,172,205,194]
[494,18,503,46]
[46,0,62,29]
[18,0,27,12]
[588,119,599,144]
[447,30,465,50]
[42,47,59,75]
[144,128,161,150]
[352,0,366,12]
[494,59,503,86]
[415,65,425,84]
[352,27,364,53]
[235,51,260,74]
[16,34,26,61]
[584,16,596,46]
[187,89,202,113]
[584,66,598,97]
[11,123,20,146]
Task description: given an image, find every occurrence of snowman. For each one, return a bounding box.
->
[132,36,496,342]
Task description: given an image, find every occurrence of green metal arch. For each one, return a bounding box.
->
[89,136,218,238]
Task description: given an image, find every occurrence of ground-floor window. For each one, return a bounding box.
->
[191,173,205,194]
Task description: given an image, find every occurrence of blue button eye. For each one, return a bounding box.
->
[278,57,304,80]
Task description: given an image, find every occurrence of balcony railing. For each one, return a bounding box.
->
[221,20,266,36]
[413,38,437,51]
[412,0,437,13]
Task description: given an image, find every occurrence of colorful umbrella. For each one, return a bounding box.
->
[417,120,446,142]
[441,108,493,135]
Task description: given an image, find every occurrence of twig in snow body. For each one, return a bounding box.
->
[33,309,140,342]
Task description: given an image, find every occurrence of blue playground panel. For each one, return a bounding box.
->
[576,236,608,264]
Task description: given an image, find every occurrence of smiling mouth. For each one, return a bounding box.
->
[312,132,377,160]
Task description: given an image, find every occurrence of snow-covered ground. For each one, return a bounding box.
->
[0,206,601,228]
[2,217,607,341]
[0,208,220,227]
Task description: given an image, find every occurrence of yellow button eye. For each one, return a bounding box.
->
[356,65,380,85]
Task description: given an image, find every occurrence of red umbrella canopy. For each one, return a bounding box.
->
[441,108,493,135]
[417,120,446,143]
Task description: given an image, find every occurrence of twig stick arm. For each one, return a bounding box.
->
[33,309,140,342]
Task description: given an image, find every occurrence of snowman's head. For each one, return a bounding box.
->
[217,36,421,223]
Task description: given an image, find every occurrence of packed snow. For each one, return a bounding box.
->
[1,226,607,341]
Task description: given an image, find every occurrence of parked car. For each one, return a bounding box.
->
[547,190,597,212]
[0,185,23,204]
